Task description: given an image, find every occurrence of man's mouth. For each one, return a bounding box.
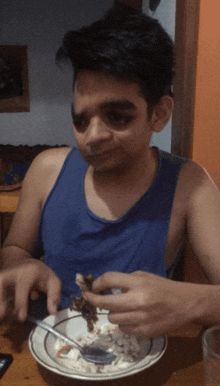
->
[79,147,121,167]
[89,148,116,157]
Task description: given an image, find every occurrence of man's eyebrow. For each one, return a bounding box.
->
[71,100,136,119]
[100,100,136,111]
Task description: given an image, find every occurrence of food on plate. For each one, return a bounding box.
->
[55,322,145,373]
[70,274,98,332]
[56,344,73,357]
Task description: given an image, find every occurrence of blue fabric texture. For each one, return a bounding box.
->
[38,148,187,309]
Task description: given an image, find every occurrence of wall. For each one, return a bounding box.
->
[143,0,176,152]
[0,0,113,146]
[192,0,220,190]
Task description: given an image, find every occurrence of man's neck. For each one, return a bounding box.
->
[84,147,159,220]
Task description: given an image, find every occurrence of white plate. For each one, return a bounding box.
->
[29,308,167,381]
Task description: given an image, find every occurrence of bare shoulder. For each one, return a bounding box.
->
[3,147,73,251]
[25,146,72,178]
[175,160,220,283]
[165,159,220,269]
[176,159,220,207]
[20,146,72,205]
[30,146,72,170]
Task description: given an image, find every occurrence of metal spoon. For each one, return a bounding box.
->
[28,316,116,365]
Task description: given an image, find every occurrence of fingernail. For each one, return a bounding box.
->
[18,310,26,322]
[48,302,57,314]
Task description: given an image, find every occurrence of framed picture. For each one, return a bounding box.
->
[0,45,30,113]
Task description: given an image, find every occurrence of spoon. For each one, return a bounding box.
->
[28,316,116,365]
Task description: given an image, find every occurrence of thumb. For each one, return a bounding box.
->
[46,276,61,314]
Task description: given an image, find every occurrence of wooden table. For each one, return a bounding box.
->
[0,321,206,386]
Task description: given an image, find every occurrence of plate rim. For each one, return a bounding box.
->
[28,308,168,381]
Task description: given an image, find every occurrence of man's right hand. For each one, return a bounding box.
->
[0,260,61,321]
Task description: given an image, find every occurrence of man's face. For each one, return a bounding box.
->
[72,70,154,173]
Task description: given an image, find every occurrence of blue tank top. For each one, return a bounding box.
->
[38,148,187,309]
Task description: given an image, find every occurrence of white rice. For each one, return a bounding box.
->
[54,323,145,374]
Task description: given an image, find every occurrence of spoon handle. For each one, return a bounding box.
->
[28,316,117,365]
[28,316,82,350]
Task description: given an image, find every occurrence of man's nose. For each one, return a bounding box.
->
[87,117,112,145]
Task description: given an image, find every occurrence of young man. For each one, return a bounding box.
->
[0,6,220,338]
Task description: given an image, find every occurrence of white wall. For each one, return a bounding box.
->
[143,0,176,152]
[0,0,176,149]
[0,0,113,146]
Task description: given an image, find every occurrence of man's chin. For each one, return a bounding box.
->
[88,158,125,174]
[91,160,133,177]
[90,162,120,174]
[81,152,117,170]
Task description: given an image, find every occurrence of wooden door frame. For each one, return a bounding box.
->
[115,0,200,158]
[171,0,200,158]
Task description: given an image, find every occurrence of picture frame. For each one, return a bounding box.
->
[0,45,30,113]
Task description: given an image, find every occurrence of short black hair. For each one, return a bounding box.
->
[56,5,174,114]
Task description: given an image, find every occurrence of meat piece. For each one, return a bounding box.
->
[75,273,94,292]
[70,274,98,332]
[56,344,73,357]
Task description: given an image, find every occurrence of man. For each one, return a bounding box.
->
[0,6,220,338]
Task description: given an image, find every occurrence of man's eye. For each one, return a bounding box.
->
[73,117,89,131]
[106,112,133,127]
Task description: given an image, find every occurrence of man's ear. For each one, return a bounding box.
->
[150,96,174,133]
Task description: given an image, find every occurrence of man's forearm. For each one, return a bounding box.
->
[0,245,37,270]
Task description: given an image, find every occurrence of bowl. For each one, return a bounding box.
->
[29,308,167,381]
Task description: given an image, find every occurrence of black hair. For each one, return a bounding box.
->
[56,4,174,114]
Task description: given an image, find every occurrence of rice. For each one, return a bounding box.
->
[54,323,145,374]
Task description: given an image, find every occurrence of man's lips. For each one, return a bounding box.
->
[80,147,120,165]
[88,148,116,157]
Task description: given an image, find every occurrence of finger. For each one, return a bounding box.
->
[120,322,163,339]
[14,281,31,321]
[46,276,61,314]
[108,311,147,325]
[131,271,147,277]
[84,290,138,312]
[0,298,9,320]
[92,272,136,294]
[4,305,15,321]
[118,323,150,337]
[0,274,16,319]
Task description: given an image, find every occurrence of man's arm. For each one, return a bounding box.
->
[186,162,220,283]
[83,270,215,337]
[0,151,62,321]
[84,162,220,337]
